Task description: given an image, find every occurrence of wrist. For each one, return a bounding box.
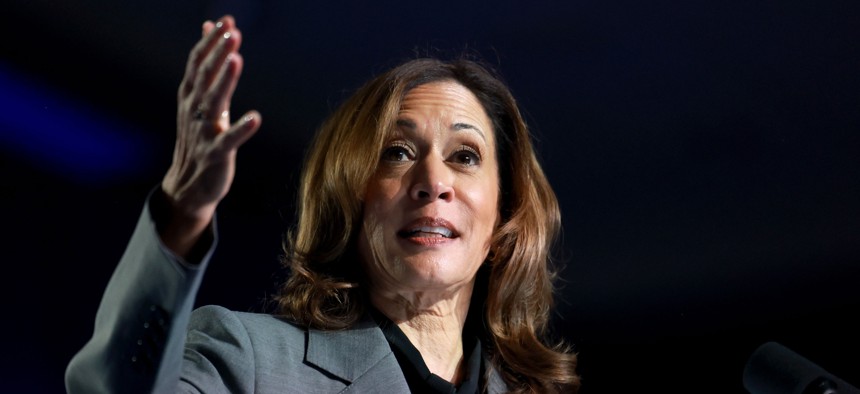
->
[152,187,215,260]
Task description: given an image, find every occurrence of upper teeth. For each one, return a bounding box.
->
[410,226,453,237]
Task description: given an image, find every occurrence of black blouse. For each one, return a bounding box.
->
[370,308,484,394]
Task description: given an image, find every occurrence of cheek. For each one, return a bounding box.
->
[465,179,500,236]
[357,218,381,269]
[360,177,404,245]
[358,198,389,274]
[364,178,401,214]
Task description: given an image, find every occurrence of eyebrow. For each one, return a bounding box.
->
[396,119,487,142]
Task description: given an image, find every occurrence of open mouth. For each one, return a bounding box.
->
[398,226,454,238]
[397,217,459,239]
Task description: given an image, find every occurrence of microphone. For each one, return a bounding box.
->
[743,341,860,394]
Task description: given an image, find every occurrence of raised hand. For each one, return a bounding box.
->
[160,15,262,258]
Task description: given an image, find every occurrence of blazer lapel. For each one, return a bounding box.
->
[486,362,508,393]
[305,315,508,393]
[305,316,409,392]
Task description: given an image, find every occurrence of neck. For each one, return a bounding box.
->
[370,283,474,383]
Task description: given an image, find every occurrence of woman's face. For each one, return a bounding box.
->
[358,81,500,295]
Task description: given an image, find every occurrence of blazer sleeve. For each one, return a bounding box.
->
[65,189,219,394]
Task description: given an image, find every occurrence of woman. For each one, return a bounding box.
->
[66,15,579,393]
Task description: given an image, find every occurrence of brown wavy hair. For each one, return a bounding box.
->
[275,57,579,393]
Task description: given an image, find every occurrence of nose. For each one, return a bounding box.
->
[409,157,454,202]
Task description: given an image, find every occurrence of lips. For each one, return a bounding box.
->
[397,217,459,239]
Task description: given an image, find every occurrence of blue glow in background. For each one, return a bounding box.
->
[0,63,152,183]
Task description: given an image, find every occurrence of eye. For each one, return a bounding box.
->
[381,143,413,162]
[450,146,481,166]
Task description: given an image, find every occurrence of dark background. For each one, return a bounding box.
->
[2,1,858,393]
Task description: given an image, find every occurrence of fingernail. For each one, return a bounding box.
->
[223,31,231,40]
[243,114,254,123]
[221,110,230,119]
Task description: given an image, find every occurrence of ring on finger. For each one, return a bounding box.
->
[192,105,229,122]
[193,103,208,121]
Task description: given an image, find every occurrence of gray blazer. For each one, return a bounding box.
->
[65,196,507,393]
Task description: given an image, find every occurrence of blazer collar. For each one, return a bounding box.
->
[305,314,509,393]
[305,315,394,383]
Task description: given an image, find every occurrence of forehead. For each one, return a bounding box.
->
[398,81,492,129]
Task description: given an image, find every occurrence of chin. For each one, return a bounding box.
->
[397,258,478,289]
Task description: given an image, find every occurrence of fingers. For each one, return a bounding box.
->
[202,20,215,37]
[199,33,244,128]
[180,17,227,97]
[192,29,242,116]
[218,110,262,152]
[177,14,260,150]
[179,15,237,99]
